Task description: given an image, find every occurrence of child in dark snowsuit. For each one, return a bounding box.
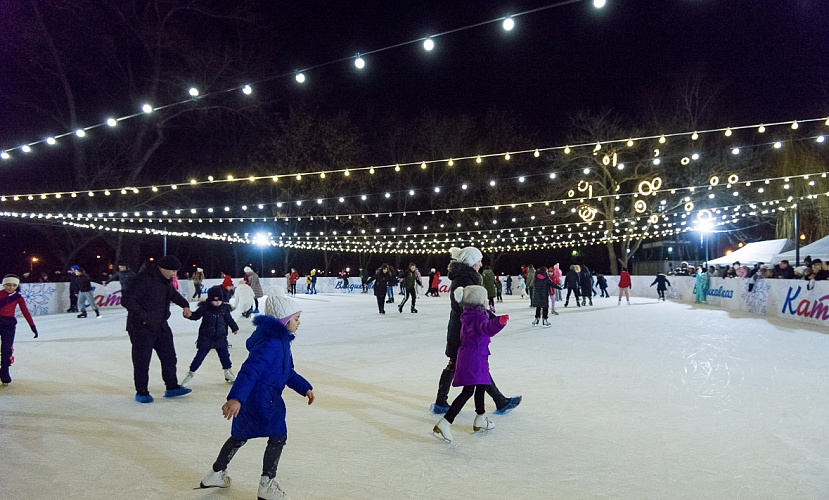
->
[595,274,609,297]
[182,285,239,386]
[650,273,671,301]
[531,267,561,326]
[564,265,581,307]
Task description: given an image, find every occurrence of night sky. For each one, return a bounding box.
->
[0,0,827,276]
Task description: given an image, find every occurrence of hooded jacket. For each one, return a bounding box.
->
[189,301,239,350]
[121,262,190,332]
[531,273,560,308]
[481,268,497,298]
[227,315,312,440]
[245,271,264,298]
[453,308,504,387]
[445,260,483,358]
[367,269,397,297]
[650,274,671,291]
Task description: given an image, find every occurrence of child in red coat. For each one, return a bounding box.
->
[433,285,508,443]
[0,275,38,385]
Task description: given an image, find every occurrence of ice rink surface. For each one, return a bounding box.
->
[2,291,828,499]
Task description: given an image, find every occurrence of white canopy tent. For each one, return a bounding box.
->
[773,234,829,263]
[708,238,795,266]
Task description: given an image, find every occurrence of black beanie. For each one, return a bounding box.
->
[157,255,182,271]
[206,285,224,302]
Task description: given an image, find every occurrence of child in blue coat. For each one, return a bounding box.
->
[200,291,314,500]
[433,285,508,443]
[182,285,239,386]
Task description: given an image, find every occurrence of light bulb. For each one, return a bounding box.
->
[46,137,56,145]
[564,146,571,154]
[295,72,305,83]
[142,104,153,113]
[774,142,782,149]
[354,55,365,69]
[448,159,454,166]
[75,129,86,137]
[21,145,31,153]
[106,118,117,127]
[0,152,9,159]
[423,38,434,51]
[534,149,540,157]
[188,87,199,97]
[691,132,699,140]
[242,85,252,95]
[725,128,732,136]
[758,124,766,133]
[503,17,514,31]
[791,121,799,130]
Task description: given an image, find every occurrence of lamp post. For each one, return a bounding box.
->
[30,256,38,274]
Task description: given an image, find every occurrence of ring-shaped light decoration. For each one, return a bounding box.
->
[697,209,713,222]
[709,176,720,187]
[648,214,659,224]
[651,177,662,191]
[634,200,647,213]
[577,205,597,222]
[567,189,575,197]
[727,174,739,184]
[684,201,695,212]
[681,156,690,165]
[577,180,590,192]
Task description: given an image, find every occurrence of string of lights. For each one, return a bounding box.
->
[2,122,826,202]
[0,0,605,162]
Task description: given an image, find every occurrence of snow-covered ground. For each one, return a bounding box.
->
[2,291,828,499]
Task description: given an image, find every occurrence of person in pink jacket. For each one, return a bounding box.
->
[618,267,632,306]
[433,285,508,443]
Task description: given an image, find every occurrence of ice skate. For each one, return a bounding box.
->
[258,475,290,500]
[542,319,552,328]
[473,413,495,432]
[397,303,403,313]
[551,310,559,316]
[95,310,101,318]
[223,368,236,383]
[200,469,231,489]
[410,307,418,313]
[433,417,453,442]
[77,311,87,318]
[181,371,195,386]
[531,318,539,327]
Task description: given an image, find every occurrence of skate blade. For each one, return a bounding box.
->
[432,427,452,443]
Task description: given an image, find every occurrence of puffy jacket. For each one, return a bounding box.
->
[227,315,312,440]
[367,270,397,297]
[446,261,483,358]
[121,262,190,332]
[189,302,239,350]
[77,274,93,293]
[650,274,671,291]
[246,272,264,298]
[564,269,580,289]
[453,308,504,387]
[525,266,537,288]
[579,268,593,295]
[531,273,559,308]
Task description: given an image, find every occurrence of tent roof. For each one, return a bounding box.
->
[708,238,795,266]
[773,234,829,263]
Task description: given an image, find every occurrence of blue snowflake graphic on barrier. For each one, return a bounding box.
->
[17,283,56,316]
[741,280,770,315]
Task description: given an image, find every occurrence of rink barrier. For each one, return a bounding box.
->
[16,275,829,328]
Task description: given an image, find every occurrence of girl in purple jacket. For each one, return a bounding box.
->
[433,285,509,443]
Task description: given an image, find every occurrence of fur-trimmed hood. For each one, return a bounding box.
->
[247,314,295,351]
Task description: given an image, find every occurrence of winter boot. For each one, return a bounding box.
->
[163,386,192,398]
[473,413,495,432]
[531,318,539,327]
[411,307,418,313]
[1,366,11,384]
[258,475,290,500]
[200,469,231,489]
[433,417,453,442]
[551,310,559,316]
[95,310,101,318]
[77,311,87,318]
[223,368,236,383]
[542,319,552,328]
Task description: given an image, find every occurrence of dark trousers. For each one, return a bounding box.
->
[0,321,16,382]
[375,294,386,313]
[192,284,203,299]
[535,307,548,319]
[657,290,666,300]
[496,290,502,301]
[69,293,78,311]
[189,347,232,372]
[599,286,609,297]
[129,325,179,395]
[565,288,581,304]
[399,287,417,308]
[435,357,509,409]
[290,283,296,295]
[213,435,286,479]
[445,384,487,423]
[527,286,534,301]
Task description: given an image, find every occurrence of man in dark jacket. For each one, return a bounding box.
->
[67,265,80,313]
[367,265,396,314]
[774,260,795,279]
[431,247,521,416]
[107,263,137,293]
[121,255,193,403]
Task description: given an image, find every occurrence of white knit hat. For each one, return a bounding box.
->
[2,275,21,286]
[450,246,483,266]
[265,289,302,325]
[244,266,253,274]
[453,285,488,307]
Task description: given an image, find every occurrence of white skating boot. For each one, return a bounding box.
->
[181,371,195,386]
[433,417,453,442]
[258,475,290,500]
[223,368,236,383]
[473,413,495,432]
[542,319,552,328]
[531,318,539,327]
[200,469,231,488]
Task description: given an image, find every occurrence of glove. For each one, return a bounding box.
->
[31,325,38,338]
[498,314,509,326]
